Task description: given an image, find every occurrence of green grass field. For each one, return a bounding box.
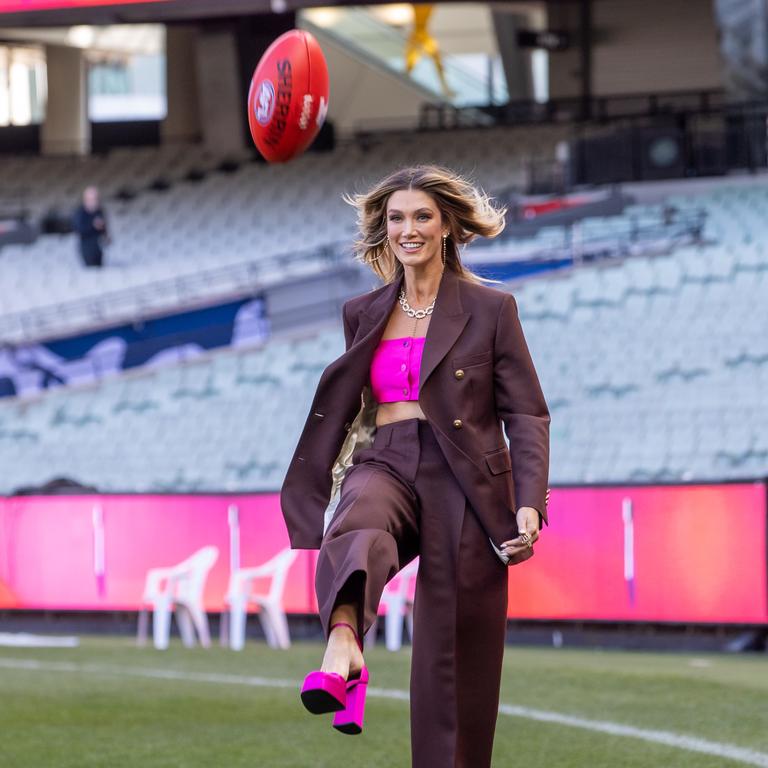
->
[0,637,765,767]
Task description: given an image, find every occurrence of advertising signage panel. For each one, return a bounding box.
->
[0,483,765,624]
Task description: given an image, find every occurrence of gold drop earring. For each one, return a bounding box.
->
[442,233,447,267]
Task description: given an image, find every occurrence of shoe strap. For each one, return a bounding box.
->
[330,621,363,651]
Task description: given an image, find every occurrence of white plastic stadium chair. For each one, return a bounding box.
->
[369,558,419,652]
[137,546,219,650]
[225,547,298,651]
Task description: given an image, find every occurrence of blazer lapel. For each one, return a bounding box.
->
[419,268,470,392]
[351,267,470,392]
[348,271,399,341]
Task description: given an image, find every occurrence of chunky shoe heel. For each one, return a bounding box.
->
[300,670,347,714]
[299,620,366,718]
[332,665,369,735]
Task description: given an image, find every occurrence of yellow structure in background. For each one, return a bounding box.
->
[405,4,454,98]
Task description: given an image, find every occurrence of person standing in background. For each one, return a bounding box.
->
[72,186,109,268]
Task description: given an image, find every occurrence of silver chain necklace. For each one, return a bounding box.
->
[398,288,436,336]
[398,289,436,318]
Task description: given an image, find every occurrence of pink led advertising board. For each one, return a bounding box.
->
[505,483,767,623]
[0,494,316,614]
[0,483,765,623]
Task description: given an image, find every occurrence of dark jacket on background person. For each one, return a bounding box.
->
[72,206,108,267]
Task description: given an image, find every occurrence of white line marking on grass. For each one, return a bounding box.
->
[0,633,79,648]
[1,658,766,767]
[498,704,768,767]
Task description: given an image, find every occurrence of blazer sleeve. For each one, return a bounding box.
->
[493,293,550,529]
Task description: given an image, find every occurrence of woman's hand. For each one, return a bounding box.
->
[501,506,540,557]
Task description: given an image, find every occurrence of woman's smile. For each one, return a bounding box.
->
[387,188,444,265]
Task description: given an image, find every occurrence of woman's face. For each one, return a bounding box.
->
[385,188,447,269]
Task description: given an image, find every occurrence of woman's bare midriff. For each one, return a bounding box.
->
[375,400,427,427]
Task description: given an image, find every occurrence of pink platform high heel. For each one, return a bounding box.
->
[299,621,369,734]
[300,668,347,714]
[329,622,369,735]
[332,664,369,735]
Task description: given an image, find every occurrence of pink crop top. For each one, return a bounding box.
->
[370,336,426,403]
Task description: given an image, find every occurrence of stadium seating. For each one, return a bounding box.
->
[0,126,568,342]
[1,179,767,487]
[0,328,344,493]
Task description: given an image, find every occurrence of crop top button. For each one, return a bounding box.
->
[403,340,409,347]
[400,363,407,371]
[403,387,409,395]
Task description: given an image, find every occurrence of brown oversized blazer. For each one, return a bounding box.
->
[280,266,550,562]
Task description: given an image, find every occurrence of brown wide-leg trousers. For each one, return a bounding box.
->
[315,417,509,768]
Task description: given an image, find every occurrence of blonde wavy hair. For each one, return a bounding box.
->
[343,164,506,285]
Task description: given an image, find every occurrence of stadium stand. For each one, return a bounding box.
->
[1,178,766,490]
[0,125,568,342]
[0,327,343,493]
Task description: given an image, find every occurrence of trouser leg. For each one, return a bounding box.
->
[315,444,420,643]
[453,500,508,767]
[410,422,508,768]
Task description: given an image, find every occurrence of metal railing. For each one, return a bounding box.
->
[420,88,733,129]
[468,206,707,268]
[0,242,350,345]
[1,191,710,346]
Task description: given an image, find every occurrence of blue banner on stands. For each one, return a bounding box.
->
[0,297,269,398]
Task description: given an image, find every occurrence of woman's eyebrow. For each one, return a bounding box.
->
[387,208,434,215]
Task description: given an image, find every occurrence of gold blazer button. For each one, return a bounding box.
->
[452,419,463,429]
[454,369,465,379]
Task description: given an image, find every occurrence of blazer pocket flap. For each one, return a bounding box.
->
[453,350,492,368]
[484,448,512,475]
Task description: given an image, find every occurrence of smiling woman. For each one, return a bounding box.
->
[282,164,550,768]
[345,164,506,285]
